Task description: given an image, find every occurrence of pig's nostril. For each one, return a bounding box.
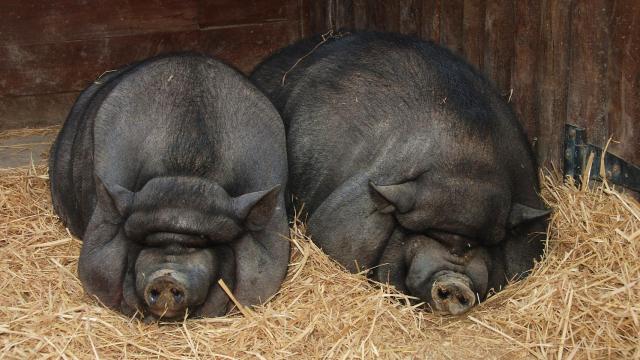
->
[171,288,184,303]
[437,288,450,300]
[148,289,160,304]
[458,295,469,306]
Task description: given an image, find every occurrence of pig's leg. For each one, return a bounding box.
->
[78,209,133,310]
[194,246,236,317]
[307,175,396,273]
[231,200,290,306]
[77,176,139,312]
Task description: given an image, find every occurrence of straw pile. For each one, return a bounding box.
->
[1,162,639,358]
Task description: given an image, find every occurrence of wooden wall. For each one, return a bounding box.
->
[309,0,639,168]
[0,0,313,130]
[1,1,638,170]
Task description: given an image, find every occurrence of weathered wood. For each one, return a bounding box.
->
[301,0,331,35]
[0,0,198,45]
[536,0,571,168]
[367,0,392,31]
[398,0,421,35]
[420,0,441,43]
[440,0,464,55]
[462,0,486,70]
[3,0,638,169]
[0,22,300,129]
[483,0,514,94]
[352,0,370,29]
[607,1,640,165]
[511,0,541,145]
[0,22,299,97]
[198,0,295,28]
[335,0,355,30]
[567,0,612,149]
[0,92,79,130]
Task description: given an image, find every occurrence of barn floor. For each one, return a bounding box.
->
[0,127,57,168]
[1,127,639,359]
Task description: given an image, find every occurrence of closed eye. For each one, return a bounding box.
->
[424,229,478,250]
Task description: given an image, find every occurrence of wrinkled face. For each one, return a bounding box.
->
[371,170,549,315]
[85,176,281,321]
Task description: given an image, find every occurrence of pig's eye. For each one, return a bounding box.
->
[426,229,477,249]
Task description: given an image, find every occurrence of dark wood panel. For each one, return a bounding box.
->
[0,21,300,97]
[380,1,402,33]
[440,0,464,55]
[301,0,331,35]
[198,0,297,28]
[607,1,640,165]
[352,0,370,29]
[398,0,422,35]
[420,0,441,43]
[335,0,355,30]
[0,0,198,45]
[536,0,571,168]
[367,0,393,31]
[462,0,486,70]
[0,93,79,130]
[511,0,541,144]
[567,1,612,149]
[483,0,514,94]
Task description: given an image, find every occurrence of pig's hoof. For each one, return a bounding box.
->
[431,274,476,315]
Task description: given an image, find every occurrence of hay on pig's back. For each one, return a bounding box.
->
[1,165,638,359]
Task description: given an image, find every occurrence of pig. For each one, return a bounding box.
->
[49,53,289,320]
[251,32,549,315]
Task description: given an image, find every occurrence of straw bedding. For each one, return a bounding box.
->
[1,158,638,358]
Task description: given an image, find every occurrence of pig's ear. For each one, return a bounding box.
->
[233,185,281,231]
[507,203,550,228]
[369,181,416,214]
[95,176,134,217]
[502,203,550,280]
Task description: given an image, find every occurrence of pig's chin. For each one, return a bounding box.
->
[140,297,209,322]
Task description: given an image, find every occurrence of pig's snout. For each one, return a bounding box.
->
[143,271,190,318]
[430,272,476,315]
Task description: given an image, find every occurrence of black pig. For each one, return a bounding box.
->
[251,32,549,315]
[50,53,289,320]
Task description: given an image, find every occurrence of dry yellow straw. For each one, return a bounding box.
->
[1,148,638,358]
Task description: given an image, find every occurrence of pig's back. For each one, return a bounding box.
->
[254,32,516,212]
[92,54,287,196]
[53,53,287,237]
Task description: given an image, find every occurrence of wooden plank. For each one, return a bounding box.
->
[0,0,198,45]
[0,92,79,130]
[198,0,298,28]
[335,0,355,30]
[511,0,541,145]
[607,1,640,165]
[440,0,464,55]
[301,0,331,35]
[0,21,300,97]
[536,0,571,168]
[398,0,422,35]
[385,1,402,33]
[462,0,486,69]
[420,0,442,43]
[483,0,514,94]
[352,0,369,29]
[566,1,612,149]
[367,0,393,31]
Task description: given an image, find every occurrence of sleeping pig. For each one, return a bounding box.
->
[251,32,549,315]
[49,53,289,320]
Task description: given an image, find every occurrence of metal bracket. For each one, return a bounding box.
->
[564,124,640,192]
